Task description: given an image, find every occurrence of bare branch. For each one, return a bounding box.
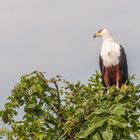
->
[51,78,61,109]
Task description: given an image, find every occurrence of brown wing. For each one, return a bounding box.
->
[99,55,106,86]
[119,45,128,84]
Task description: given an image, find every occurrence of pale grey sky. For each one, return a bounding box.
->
[0,0,140,108]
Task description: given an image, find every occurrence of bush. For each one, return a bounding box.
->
[0,71,140,140]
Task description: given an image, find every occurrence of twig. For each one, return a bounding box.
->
[52,79,61,109]
[50,104,58,114]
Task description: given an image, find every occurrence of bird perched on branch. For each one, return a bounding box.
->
[93,28,128,88]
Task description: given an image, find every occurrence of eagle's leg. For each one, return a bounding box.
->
[116,82,119,89]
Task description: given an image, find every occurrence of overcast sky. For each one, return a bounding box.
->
[0,0,140,108]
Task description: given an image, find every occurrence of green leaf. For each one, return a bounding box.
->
[112,128,121,138]
[0,110,3,117]
[108,115,128,128]
[37,133,43,140]
[34,109,45,116]
[133,131,140,139]
[102,128,113,140]
[109,103,125,115]
[77,117,106,138]
[115,94,123,102]
[91,132,102,140]
[26,103,36,109]
[18,99,25,106]
[2,110,10,124]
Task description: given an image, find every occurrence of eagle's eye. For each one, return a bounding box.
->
[98,29,103,33]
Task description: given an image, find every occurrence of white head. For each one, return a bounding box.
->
[93,28,114,41]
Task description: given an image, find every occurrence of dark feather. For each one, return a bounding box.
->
[119,45,128,83]
[99,55,106,86]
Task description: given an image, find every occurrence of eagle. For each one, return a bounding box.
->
[93,28,128,88]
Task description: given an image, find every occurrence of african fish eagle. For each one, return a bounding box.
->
[93,28,128,88]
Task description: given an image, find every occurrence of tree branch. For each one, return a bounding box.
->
[51,78,61,109]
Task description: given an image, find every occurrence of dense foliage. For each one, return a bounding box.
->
[0,71,140,140]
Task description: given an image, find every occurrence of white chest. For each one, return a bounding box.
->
[100,42,121,67]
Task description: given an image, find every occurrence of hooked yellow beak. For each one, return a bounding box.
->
[93,32,102,38]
